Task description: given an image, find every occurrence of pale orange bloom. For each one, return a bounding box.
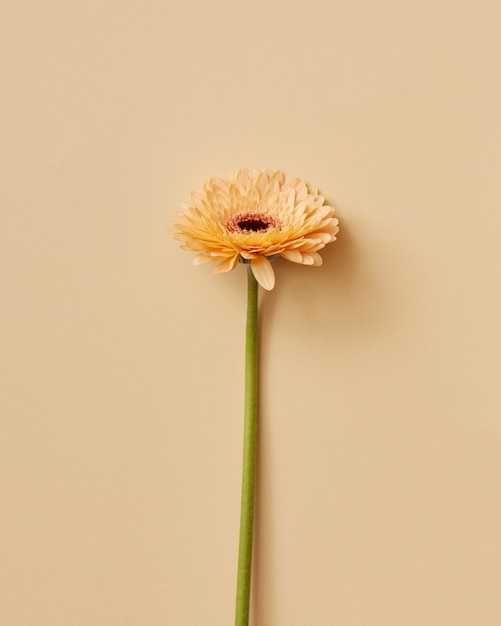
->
[171,168,339,290]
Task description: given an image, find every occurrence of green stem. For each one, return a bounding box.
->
[235,266,259,626]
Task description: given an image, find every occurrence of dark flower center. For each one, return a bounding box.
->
[237,218,269,231]
[225,211,279,234]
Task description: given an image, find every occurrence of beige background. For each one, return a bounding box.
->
[1,0,501,624]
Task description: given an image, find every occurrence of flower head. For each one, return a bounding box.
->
[171,168,339,290]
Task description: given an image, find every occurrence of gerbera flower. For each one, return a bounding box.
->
[171,168,339,290]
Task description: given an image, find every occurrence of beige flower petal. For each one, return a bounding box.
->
[193,253,216,265]
[251,256,275,291]
[280,249,303,263]
[309,252,323,266]
[301,253,316,265]
[214,254,240,273]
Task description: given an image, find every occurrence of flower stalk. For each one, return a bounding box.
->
[235,265,259,626]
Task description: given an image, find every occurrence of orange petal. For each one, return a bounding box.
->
[310,252,323,266]
[193,253,216,265]
[256,171,269,197]
[251,256,275,290]
[315,232,333,244]
[214,254,239,273]
[281,249,303,263]
[240,250,259,260]
[301,253,315,265]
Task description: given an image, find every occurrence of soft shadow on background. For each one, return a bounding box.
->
[253,213,397,621]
